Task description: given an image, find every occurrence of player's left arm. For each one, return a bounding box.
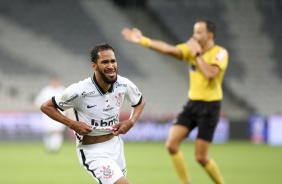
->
[112,96,145,135]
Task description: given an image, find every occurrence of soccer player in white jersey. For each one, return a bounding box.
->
[40,43,145,184]
[34,76,68,153]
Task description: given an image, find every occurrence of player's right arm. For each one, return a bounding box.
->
[40,99,93,135]
[121,28,182,59]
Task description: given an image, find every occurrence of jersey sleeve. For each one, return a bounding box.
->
[125,79,142,107]
[176,43,194,62]
[210,48,228,70]
[52,83,80,111]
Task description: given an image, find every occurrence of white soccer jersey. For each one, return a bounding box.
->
[52,74,142,140]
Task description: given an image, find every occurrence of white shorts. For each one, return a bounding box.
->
[77,136,127,184]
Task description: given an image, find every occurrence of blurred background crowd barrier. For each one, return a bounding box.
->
[1,111,282,146]
[0,0,282,143]
[0,111,230,142]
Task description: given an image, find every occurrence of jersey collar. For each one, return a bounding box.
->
[92,73,114,95]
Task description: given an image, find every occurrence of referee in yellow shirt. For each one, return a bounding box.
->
[122,19,228,184]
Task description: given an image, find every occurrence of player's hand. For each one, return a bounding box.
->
[111,120,134,136]
[121,28,143,44]
[69,121,93,136]
[186,37,202,55]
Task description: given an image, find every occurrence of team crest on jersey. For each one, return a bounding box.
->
[115,92,124,107]
[100,165,114,179]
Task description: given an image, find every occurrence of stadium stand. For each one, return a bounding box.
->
[0,0,142,111]
[0,0,281,123]
[257,0,282,79]
[221,0,282,117]
[79,0,189,115]
[0,0,187,115]
[146,0,282,117]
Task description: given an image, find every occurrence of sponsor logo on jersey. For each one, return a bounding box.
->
[215,49,227,62]
[103,107,114,111]
[115,82,127,88]
[87,104,97,108]
[91,114,118,127]
[60,93,68,101]
[59,94,78,106]
[100,165,114,179]
[81,91,95,97]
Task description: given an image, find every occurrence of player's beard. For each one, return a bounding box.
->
[97,66,117,84]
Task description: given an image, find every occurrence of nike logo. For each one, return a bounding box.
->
[87,105,97,108]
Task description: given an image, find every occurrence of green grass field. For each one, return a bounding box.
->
[0,140,282,184]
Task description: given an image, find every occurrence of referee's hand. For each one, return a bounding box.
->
[186,37,202,55]
[121,28,143,44]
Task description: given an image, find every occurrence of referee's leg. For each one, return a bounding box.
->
[166,125,191,184]
[195,138,225,184]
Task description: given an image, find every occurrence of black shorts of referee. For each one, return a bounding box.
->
[174,100,221,142]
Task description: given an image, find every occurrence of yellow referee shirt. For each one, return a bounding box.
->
[176,43,228,101]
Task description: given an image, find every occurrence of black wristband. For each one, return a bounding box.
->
[195,52,202,57]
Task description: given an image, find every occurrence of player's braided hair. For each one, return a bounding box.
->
[90,43,115,63]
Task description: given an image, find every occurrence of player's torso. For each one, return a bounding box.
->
[76,90,125,127]
[54,74,141,137]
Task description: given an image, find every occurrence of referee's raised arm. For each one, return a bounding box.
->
[121,20,227,184]
[121,27,182,59]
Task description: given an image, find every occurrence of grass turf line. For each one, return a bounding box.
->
[0,141,281,184]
